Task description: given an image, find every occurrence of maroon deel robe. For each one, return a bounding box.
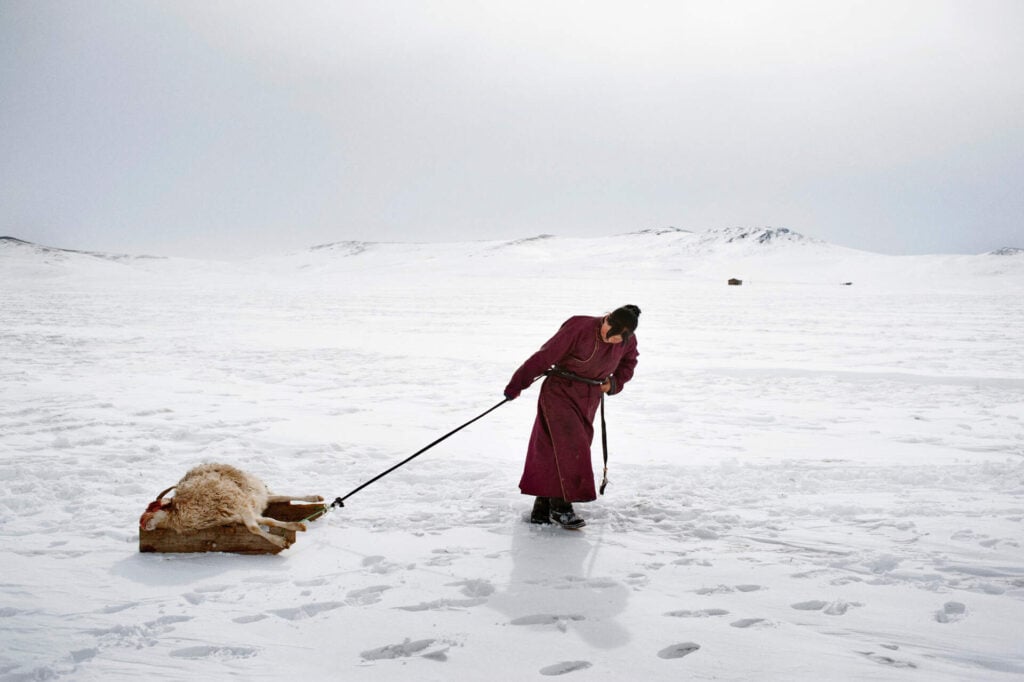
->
[505,316,639,502]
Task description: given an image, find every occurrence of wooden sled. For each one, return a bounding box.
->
[139,501,327,555]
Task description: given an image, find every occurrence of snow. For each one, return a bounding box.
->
[1,230,1023,680]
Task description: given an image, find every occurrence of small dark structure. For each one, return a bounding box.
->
[842,282,853,286]
[728,278,743,286]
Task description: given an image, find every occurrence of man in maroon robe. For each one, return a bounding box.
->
[504,305,640,529]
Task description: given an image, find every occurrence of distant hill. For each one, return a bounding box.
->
[279,226,855,273]
[302,227,835,264]
[0,236,161,263]
[4,230,1023,290]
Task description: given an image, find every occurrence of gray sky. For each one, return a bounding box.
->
[2,1,1022,259]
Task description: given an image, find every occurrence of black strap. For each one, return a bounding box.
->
[599,394,609,495]
[544,367,612,496]
[331,399,509,508]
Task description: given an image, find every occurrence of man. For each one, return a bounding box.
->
[504,305,640,529]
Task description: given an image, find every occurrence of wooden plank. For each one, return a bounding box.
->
[139,524,294,555]
[264,501,327,523]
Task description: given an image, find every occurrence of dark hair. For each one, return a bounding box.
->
[606,304,641,340]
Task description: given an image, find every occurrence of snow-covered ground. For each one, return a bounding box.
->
[2,229,1023,680]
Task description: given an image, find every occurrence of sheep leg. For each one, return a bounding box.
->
[257,516,307,533]
[266,494,324,503]
[241,513,289,548]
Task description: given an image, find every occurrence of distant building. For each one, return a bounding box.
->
[728,278,743,286]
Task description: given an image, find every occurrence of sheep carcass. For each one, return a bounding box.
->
[139,463,323,549]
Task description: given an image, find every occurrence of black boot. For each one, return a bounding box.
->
[549,497,586,530]
[530,497,552,524]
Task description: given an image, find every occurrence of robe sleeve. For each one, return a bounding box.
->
[503,318,581,400]
[607,336,638,396]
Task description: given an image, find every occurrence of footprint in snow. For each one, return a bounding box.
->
[695,585,734,595]
[360,638,448,661]
[397,597,488,612]
[426,548,466,567]
[448,578,495,598]
[511,614,586,632]
[824,601,859,615]
[791,600,860,615]
[346,585,391,606]
[512,614,579,624]
[665,608,730,618]
[657,642,701,659]
[233,614,267,624]
[149,615,192,627]
[935,601,967,623]
[730,618,766,628]
[362,555,414,575]
[267,601,346,620]
[170,645,257,660]
[625,573,649,588]
[540,660,592,675]
[857,651,917,668]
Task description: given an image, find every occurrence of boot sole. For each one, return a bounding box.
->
[552,516,586,530]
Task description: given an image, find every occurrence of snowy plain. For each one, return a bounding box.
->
[1,227,1023,681]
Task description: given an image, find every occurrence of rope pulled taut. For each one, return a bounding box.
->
[330,399,509,509]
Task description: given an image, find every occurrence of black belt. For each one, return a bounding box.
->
[545,367,606,386]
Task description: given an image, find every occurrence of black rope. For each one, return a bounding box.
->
[331,398,509,508]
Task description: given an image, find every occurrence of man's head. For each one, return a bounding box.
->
[601,304,641,343]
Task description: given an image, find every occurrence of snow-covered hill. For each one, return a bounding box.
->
[271,226,840,270]
[247,228,1023,289]
[0,236,243,282]
[5,228,1022,290]
[0,235,162,264]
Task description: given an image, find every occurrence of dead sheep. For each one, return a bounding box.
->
[139,463,323,549]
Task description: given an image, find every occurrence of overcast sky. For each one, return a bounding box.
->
[2,1,1022,258]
